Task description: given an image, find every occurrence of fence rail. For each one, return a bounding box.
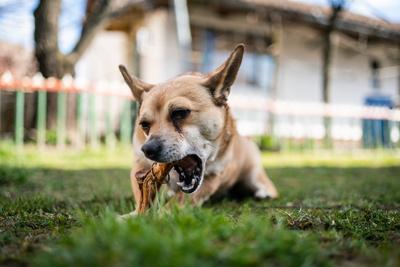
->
[1,71,399,150]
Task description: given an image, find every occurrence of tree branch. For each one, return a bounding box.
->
[66,0,113,65]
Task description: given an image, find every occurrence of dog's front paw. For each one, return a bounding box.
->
[254,188,278,200]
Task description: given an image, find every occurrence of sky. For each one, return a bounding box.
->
[297,0,400,22]
[0,0,399,52]
[0,0,85,52]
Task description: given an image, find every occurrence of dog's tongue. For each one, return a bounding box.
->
[176,156,197,173]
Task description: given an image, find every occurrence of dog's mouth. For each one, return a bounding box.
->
[173,154,203,194]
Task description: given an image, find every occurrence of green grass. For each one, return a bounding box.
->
[1,143,399,266]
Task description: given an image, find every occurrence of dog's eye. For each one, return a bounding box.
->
[139,121,151,134]
[171,108,191,121]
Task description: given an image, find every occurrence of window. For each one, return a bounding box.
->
[370,59,380,90]
[192,28,275,94]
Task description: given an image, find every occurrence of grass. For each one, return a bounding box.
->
[0,143,399,266]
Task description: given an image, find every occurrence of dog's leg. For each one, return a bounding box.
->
[118,167,145,220]
[191,175,222,205]
[241,167,278,200]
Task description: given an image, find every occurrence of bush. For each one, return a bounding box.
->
[255,135,280,151]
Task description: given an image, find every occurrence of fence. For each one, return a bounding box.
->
[1,71,400,150]
[0,71,134,149]
[229,95,400,149]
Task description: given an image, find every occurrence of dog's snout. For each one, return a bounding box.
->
[141,137,163,161]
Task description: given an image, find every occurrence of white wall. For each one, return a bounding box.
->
[137,9,183,83]
[277,25,398,106]
[76,31,130,81]
[277,25,322,103]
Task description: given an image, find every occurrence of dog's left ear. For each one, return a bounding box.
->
[201,44,244,105]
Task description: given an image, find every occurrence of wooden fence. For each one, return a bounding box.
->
[1,71,400,150]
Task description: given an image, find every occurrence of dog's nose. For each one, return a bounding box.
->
[141,137,163,161]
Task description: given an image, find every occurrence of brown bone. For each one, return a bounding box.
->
[135,163,173,214]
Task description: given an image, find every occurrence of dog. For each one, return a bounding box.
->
[119,44,278,216]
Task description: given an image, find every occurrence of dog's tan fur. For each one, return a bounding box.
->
[119,44,278,215]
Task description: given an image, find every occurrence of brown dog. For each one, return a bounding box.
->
[119,44,278,216]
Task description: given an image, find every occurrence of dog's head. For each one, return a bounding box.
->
[119,44,244,193]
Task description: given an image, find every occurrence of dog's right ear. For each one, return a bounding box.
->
[119,65,153,102]
[201,44,244,106]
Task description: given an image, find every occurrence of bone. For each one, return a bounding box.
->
[135,163,173,214]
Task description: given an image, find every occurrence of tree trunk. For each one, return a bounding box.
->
[33,0,126,143]
[34,0,74,129]
[322,30,333,145]
[398,45,400,99]
[321,3,344,146]
[33,0,113,135]
[268,15,283,137]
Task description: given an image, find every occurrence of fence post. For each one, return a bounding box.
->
[120,100,132,144]
[37,91,47,147]
[89,93,97,148]
[57,92,66,149]
[15,90,24,147]
[105,97,115,150]
[76,93,85,147]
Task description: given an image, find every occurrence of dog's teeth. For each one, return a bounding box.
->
[182,185,193,191]
[177,181,184,187]
[196,167,200,172]
[191,179,195,185]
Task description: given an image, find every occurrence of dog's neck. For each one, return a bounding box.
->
[216,105,237,158]
[203,105,237,177]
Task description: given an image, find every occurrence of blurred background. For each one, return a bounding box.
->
[0,0,399,151]
[1,2,400,265]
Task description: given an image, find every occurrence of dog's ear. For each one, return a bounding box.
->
[201,44,244,105]
[119,65,153,102]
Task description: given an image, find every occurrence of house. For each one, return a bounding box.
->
[76,0,400,143]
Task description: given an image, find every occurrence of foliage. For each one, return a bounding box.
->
[255,135,280,151]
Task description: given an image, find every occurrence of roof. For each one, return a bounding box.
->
[110,0,400,42]
[218,0,400,42]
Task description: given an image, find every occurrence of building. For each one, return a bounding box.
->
[76,0,400,143]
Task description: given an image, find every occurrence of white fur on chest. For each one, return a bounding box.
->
[204,159,225,177]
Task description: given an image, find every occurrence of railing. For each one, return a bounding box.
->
[229,95,400,149]
[1,71,399,150]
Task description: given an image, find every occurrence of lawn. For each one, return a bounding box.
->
[1,143,399,267]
